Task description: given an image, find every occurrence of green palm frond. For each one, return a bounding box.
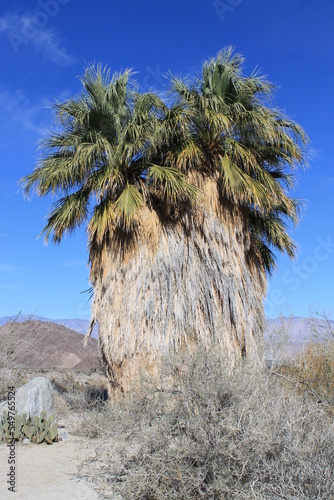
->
[112,183,144,226]
[53,99,90,128]
[219,156,265,206]
[21,153,78,197]
[175,141,206,170]
[248,207,298,259]
[252,240,278,275]
[42,188,90,243]
[21,65,169,243]
[148,164,202,202]
[88,196,115,245]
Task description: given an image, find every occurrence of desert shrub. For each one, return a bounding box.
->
[63,385,110,438]
[79,348,334,499]
[263,315,296,368]
[279,340,334,407]
[69,406,113,439]
[48,370,110,437]
[49,373,85,413]
[308,310,334,343]
[85,385,109,407]
[67,384,110,438]
[51,372,109,413]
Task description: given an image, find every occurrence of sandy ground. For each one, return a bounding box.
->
[0,437,99,499]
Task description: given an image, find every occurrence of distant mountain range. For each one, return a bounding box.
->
[0,314,333,372]
[0,314,94,337]
[1,313,333,347]
[0,320,100,371]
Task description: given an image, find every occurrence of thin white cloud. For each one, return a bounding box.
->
[0,85,76,137]
[308,148,323,162]
[0,88,47,135]
[0,11,74,65]
[0,263,33,273]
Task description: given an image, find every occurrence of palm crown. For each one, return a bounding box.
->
[21,66,199,247]
[166,47,307,273]
[21,48,307,275]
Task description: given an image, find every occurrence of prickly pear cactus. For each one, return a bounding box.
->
[48,422,58,443]
[37,430,47,444]
[0,411,58,444]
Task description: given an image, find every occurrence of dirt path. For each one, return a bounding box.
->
[0,437,99,499]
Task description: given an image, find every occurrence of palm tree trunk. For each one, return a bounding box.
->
[89,183,266,394]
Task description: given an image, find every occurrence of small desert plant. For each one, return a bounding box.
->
[263,314,295,367]
[79,347,334,499]
[0,410,58,444]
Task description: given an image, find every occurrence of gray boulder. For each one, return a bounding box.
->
[59,430,70,442]
[0,376,54,418]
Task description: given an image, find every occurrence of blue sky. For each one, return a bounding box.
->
[0,0,333,320]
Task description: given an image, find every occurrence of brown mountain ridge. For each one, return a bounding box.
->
[0,320,101,371]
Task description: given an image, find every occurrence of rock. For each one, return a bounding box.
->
[22,438,30,445]
[1,377,54,418]
[59,430,70,442]
[16,377,54,418]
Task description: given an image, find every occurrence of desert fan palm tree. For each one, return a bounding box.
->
[21,49,307,393]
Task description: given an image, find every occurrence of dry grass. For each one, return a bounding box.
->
[272,312,334,407]
[278,341,334,407]
[78,346,334,499]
